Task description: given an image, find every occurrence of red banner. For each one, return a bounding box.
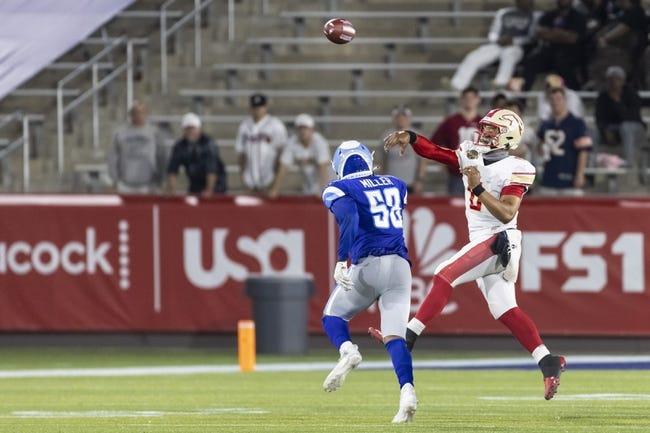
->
[0,195,648,336]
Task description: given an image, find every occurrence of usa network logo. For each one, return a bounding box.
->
[182,228,305,289]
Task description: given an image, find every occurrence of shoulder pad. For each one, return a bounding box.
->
[322,182,347,209]
[507,157,536,186]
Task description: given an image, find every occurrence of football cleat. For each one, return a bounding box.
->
[540,355,566,400]
[322,344,362,392]
[392,383,417,424]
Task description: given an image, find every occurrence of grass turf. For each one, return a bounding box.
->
[0,348,648,433]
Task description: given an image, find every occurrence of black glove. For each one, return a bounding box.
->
[491,231,511,268]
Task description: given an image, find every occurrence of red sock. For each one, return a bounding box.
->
[498,307,544,353]
[414,275,454,326]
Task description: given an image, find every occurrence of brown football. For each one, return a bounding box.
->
[323,18,356,44]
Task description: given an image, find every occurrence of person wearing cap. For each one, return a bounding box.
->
[107,100,166,194]
[595,66,645,170]
[537,74,585,122]
[268,114,331,198]
[235,93,288,193]
[381,106,427,194]
[166,112,226,196]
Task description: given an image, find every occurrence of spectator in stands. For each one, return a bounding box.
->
[268,114,331,198]
[432,87,482,195]
[490,92,509,109]
[450,0,536,91]
[166,113,226,196]
[236,94,288,194]
[595,66,645,166]
[381,105,426,194]
[521,0,587,90]
[537,74,585,121]
[537,88,592,195]
[594,0,648,87]
[107,101,166,194]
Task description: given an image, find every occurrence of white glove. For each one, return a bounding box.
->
[333,261,354,291]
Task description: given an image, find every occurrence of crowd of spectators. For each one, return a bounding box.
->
[107,0,648,198]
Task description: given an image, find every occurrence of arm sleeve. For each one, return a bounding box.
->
[234,123,245,154]
[488,8,505,43]
[279,145,293,166]
[573,120,593,150]
[166,143,182,174]
[409,132,460,168]
[330,196,359,262]
[503,161,536,197]
[204,139,218,174]
[107,132,120,181]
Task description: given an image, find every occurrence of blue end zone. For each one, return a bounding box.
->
[353,355,650,372]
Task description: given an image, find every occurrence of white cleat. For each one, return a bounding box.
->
[322,343,362,392]
[391,383,417,424]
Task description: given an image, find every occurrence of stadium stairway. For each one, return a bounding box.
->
[1,0,645,194]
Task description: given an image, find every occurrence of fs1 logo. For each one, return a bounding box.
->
[522,232,645,293]
[183,228,305,289]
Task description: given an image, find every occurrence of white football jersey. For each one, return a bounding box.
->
[456,140,535,241]
[235,115,288,189]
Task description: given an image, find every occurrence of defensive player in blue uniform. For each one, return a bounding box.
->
[320,140,417,424]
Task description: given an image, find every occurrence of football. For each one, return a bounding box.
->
[323,18,356,44]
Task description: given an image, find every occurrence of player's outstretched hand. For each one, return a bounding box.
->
[383,130,411,156]
[333,261,354,291]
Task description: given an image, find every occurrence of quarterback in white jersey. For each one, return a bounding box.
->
[456,138,535,242]
[380,109,566,401]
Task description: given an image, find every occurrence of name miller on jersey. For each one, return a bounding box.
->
[359,177,394,188]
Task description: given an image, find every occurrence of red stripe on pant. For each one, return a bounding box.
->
[414,235,495,326]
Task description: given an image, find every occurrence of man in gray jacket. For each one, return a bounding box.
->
[107,101,166,193]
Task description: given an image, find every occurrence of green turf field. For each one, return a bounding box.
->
[0,348,648,433]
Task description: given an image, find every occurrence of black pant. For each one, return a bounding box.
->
[522,47,582,90]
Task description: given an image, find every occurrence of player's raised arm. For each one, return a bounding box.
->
[384,130,459,168]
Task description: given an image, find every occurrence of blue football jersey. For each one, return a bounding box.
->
[322,174,409,264]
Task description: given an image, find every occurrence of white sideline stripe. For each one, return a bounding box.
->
[0,355,649,379]
[6,408,269,418]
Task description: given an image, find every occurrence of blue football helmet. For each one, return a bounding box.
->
[331,140,374,179]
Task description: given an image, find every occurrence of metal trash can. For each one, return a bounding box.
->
[245,275,315,354]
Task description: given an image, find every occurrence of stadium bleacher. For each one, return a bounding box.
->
[0,0,647,194]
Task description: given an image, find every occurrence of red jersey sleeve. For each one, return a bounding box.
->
[411,133,460,169]
[500,184,527,198]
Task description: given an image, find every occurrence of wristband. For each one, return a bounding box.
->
[407,130,417,144]
[471,183,485,196]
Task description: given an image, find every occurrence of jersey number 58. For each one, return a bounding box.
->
[364,187,403,229]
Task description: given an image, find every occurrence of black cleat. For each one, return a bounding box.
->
[539,354,567,400]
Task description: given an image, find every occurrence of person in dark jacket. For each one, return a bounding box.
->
[595,65,645,166]
[167,113,226,196]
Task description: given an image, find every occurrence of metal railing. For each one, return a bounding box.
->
[56,37,135,175]
[160,0,215,93]
[0,112,34,192]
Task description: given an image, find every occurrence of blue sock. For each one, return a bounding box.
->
[322,315,351,349]
[385,338,414,388]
